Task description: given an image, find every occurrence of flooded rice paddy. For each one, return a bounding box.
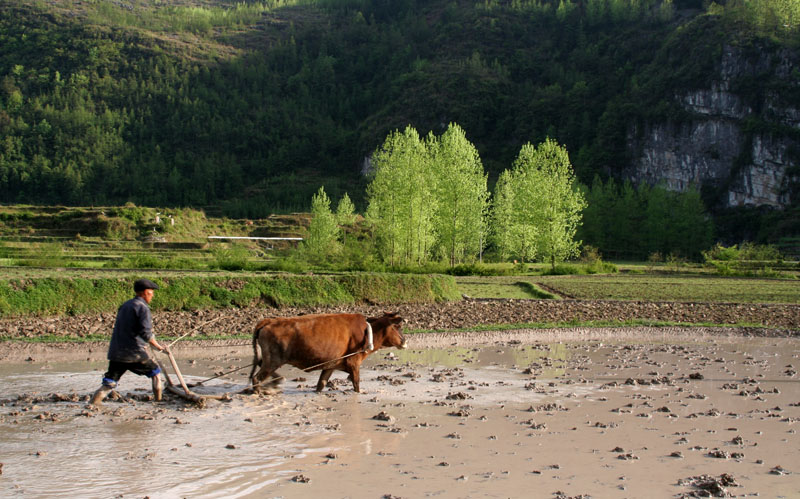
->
[1,328,799,498]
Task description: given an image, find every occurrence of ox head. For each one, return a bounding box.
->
[369,312,407,350]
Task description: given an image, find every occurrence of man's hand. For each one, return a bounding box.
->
[149,337,167,353]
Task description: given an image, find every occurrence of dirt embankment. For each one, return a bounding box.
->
[1,298,798,341]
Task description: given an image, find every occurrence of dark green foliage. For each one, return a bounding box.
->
[0,273,461,317]
[579,177,714,260]
[1,0,796,219]
[0,0,796,265]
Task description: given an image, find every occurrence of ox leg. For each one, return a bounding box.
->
[252,367,283,394]
[251,365,271,393]
[346,364,361,393]
[316,369,335,392]
[251,345,286,393]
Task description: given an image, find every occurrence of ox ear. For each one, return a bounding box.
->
[389,313,402,325]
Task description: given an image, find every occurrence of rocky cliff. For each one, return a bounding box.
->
[627,43,799,209]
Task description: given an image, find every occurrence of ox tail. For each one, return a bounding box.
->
[249,326,261,386]
[365,321,374,352]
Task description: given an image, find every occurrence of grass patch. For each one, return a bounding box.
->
[514,281,559,300]
[0,272,460,317]
[537,274,800,304]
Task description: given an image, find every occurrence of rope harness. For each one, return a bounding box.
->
[179,347,369,387]
[248,348,371,391]
[166,316,223,348]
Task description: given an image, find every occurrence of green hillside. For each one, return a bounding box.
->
[0,0,797,231]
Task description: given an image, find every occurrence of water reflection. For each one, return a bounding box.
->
[389,342,568,378]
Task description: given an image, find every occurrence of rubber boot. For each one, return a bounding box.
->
[152,374,163,402]
[90,385,113,406]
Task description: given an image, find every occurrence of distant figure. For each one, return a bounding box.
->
[90,279,166,406]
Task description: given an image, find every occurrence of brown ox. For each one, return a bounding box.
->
[249,312,406,393]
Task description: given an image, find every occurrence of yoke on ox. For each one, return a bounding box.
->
[249,312,407,393]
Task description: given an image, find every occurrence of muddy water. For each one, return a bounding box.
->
[1,332,799,498]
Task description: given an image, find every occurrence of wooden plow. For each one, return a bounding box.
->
[150,347,240,405]
[151,316,248,405]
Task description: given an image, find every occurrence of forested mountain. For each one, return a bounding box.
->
[0,0,798,244]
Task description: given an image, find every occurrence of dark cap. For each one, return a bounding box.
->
[133,278,160,292]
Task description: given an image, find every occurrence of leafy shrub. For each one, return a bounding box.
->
[542,260,617,275]
[703,242,786,276]
[232,283,261,307]
[703,242,782,263]
[102,217,137,240]
[166,258,205,270]
[739,242,782,262]
[585,259,618,274]
[446,263,512,276]
[208,286,234,306]
[756,266,781,279]
[118,254,166,269]
[703,243,740,262]
[211,245,251,271]
[542,263,582,275]
[580,245,602,264]
[666,252,687,271]
[320,238,385,272]
[110,205,149,225]
[259,257,311,273]
[709,260,736,275]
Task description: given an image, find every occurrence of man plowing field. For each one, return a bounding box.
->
[90,278,166,406]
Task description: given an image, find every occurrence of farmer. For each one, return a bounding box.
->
[90,278,166,406]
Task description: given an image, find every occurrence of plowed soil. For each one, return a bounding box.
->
[1,298,798,343]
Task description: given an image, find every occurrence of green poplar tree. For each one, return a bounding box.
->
[366,126,436,266]
[492,138,586,269]
[429,123,489,266]
[305,186,340,260]
[491,167,539,263]
[336,192,356,247]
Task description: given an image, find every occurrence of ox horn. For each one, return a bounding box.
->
[365,322,374,351]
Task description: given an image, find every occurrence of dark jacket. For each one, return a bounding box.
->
[107,296,154,362]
